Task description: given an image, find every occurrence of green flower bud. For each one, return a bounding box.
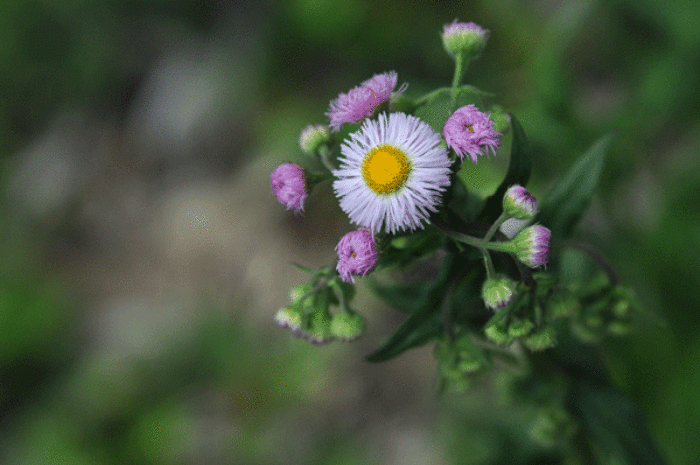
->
[508,319,535,338]
[524,327,556,351]
[585,315,604,329]
[571,320,599,344]
[330,311,365,341]
[299,124,330,154]
[441,21,489,62]
[529,407,576,448]
[485,323,512,345]
[274,305,305,336]
[547,291,581,319]
[503,185,538,220]
[289,283,314,308]
[613,300,630,318]
[607,321,631,336]
[303,310,333,346]
[510,225,551,268]
[482,275,517,310]
[457,357,483,373]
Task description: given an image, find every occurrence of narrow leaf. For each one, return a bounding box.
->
[365,255,458,362]
[573,385,668,465]
[537,134,612,239]
[365,314,442,362]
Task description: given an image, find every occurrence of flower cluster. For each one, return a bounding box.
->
[266,24,629,432]
[264,19,642,463]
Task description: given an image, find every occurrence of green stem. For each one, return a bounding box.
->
[483,212,508,243]
[481,248,496,279]
[450,52,466,112]
[414,87,451,106]
[318,146,337,172]
[438,225,514,253]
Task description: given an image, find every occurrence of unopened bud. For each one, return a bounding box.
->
[485,323,512,345]
[503,185,537,220]
[441,20,489,62]
[330,311,365,341]
[303,311,333,346]
[482,275,517,310]
[508,319,535,338]
[299,124,330,154]
[524,327,556,351]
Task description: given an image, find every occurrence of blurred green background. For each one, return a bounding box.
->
[1,0,699,463]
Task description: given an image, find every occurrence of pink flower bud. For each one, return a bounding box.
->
[270,163,307,213]
[335,229,379,283]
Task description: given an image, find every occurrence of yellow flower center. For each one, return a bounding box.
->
[466,124,474,132]
[361,144,411,194]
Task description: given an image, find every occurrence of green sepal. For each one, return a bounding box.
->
[536,134,612,239]
[478,113,532,224]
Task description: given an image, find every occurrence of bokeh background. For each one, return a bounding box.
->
[1,0,699,464]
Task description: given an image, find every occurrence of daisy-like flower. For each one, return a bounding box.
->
[510,225,551,268]
[270,163,307,213]
[441,20,489,59]
[443,104,501,163]
[336,229,379,283]
[333,112,452,234]
[326,71,405,132]
[503,184,537,220]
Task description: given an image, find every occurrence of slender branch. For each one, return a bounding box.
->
[484,212,508,243]
[561,241,619,286]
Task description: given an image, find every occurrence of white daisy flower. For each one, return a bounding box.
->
[333,112,452,234]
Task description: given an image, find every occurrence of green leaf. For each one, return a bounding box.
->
[478,113,532,223]
[365,255,458,362]
[573,385,668,465]
[365,313,443,363]
[440,174,485,228]
[537,135,612,239]
[367,277,431,314]
[291,262,329,275]
[376,227,444,270]
[413,89,452,134]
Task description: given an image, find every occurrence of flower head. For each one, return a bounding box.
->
[441,20,489,59]
[270,163,307,213]
[333,112,452,234]
[336,229,379,283]
[326,71,405,132]
[330,311,366,341]
[299,124,330,154]
[303,310,333,346]
[443,104,501,163]
[274,305,305,337]
[503,184,537,220]
[482,275,516,310]
[511,225,551,268]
